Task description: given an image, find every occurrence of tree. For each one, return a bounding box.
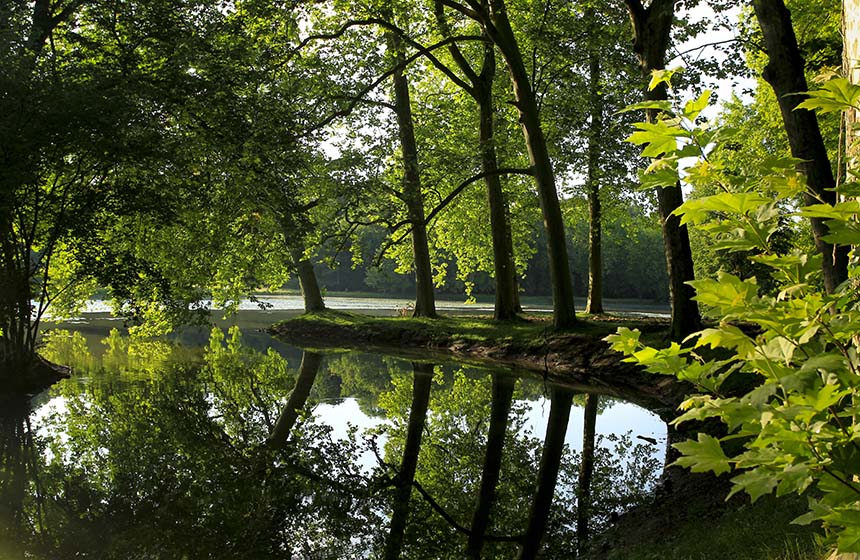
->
[386,21,438,318]
[751,0,850,292]
[433,0,577,328]
[0,0,145,380]
[608,76,860,555]
[431,1,525,320]
[623,0,702,340]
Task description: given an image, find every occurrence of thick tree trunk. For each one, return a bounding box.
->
[467,374,515,558]
[518,386,575,560]
[486,0,577,329]
[389,34,437,318]
[290,248,325,313]
[383,362,433,560]
[477,43,519,321]
[624,0,702,341]
[584,36,604,315]
[577,393,599,555]
[266,352,323,448]
[752,0,849,292]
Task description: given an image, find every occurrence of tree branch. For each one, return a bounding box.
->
[424,167,532,224]
[301,34,481,138]
[411,480,523,543]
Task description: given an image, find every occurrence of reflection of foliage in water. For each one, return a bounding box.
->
[16,327,663,558]
[14,328,382,558]
[40,328,190,378]
[374,369,662,558]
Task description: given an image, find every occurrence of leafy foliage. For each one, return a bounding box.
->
[607,73,860,552]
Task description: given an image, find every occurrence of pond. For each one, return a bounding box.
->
[1,310,667,559]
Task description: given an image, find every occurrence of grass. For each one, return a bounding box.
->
[589,483,826,560]
[272,308,660,349]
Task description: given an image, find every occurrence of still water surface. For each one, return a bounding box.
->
[1,309,666,558]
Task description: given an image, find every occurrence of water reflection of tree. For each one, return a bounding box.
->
[374,369,662,558]
[28,326,663,558]
[0,399,36,560]
[16,330,382,558]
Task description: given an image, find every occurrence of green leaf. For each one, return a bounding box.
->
[728,469,778,502]
[693,325,755,357]
[640,159,681,189]
[682,90,712,121]
[776,463,813,497]
[689,272,759,315]
[618,100,674,114]
[648,67,682,91]
[628,121,688,158]
[672,433,731,475]
[796,78,860,114]
[604,327,642,355]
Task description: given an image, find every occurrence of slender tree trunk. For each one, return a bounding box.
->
[432,3,519,320]
[477,43,519,321]
[624,0,702,341]
[388,33,437,318]
[266,352,323,448]
[289,248,325,313]
[518,386,575,560]
[467,374,515,558]
[752,0,849,292]
[584,28,604,315]
[577,393,599,555]
[383,362,433,560]
[485,0,577,329]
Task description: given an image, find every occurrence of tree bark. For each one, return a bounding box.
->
[467,374,515,558]
[388,32,438,318]
[476,42,519,321]
[484,0,577,329]
[584,25,604,315]
[577,393,599,555]
[752,0,849,292]
[624,0,702,341]
[266,351,323,448]
[518,386,575,560]
[383,362,434,560]
[432,2,520,320]
[290,248,325,313]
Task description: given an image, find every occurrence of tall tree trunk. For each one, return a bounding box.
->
[477,42,519,321]
[518,386,575,560]
[432,2,520,321]
[485,0,577,329]
[577,393,599,555]
[584,26,604,315]
[752,0,850,292]
[266,352,323,448]
[388,32,437,318]
[467,374,515,558]
[289,248,325,313]
[383,362,433,560]
[624,0,702,341]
